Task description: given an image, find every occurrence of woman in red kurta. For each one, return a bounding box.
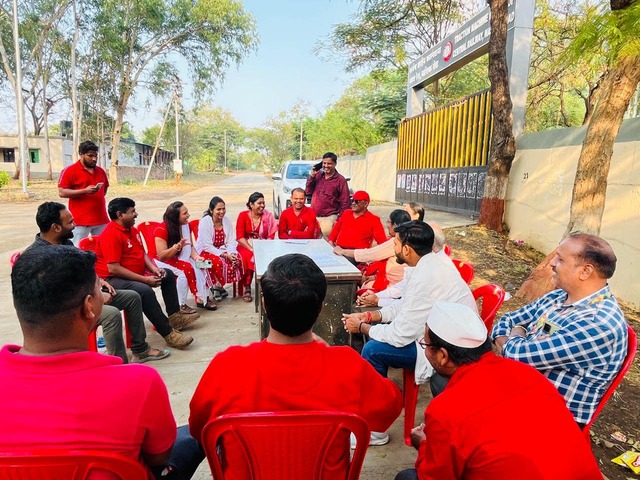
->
[235,192,277,302]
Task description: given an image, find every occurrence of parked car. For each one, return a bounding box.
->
[271,160,315,219]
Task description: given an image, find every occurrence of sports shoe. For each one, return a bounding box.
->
[350,431,390,449]
[168,312,200,331]
[163,329,193,349]
[97,336,106,348]
[131,348,171,363]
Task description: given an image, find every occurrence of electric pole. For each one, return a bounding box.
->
[12,0,28,194]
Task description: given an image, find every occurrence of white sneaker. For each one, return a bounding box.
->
[350,431,390,449]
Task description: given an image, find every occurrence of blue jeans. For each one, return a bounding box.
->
[155,425,205,480]
[362,339,417,377]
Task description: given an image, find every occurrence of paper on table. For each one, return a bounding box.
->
[307,253,345,268]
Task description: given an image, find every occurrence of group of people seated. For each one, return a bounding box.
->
[1,173,631,478]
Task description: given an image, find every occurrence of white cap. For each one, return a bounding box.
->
[427,302,487,348]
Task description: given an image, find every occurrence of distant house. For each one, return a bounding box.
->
[0,135,73,178]
[1,135,174,180]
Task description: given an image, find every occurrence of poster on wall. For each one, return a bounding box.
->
[438,173,446,195]
[397,174,402,188]
[418,174,424,193]
[467,173,477,198]
[424,174,432,194]
[458,172,467,198]
[401,173,406,189]
[449,173,458,196]
[477,172,486,199]
[411,174,417,193]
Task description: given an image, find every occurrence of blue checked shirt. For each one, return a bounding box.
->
[491,285,627,424]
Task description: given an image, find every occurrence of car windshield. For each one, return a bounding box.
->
[286,164,312,180]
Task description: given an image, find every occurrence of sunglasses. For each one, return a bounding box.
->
[351,199,366,204]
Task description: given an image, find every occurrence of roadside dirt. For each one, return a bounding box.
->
[445,225,640,479]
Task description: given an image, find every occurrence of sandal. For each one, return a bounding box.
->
[131,347,171,363]
[243,288,253,303]
[197,298,218,311]
[180,304,197,315]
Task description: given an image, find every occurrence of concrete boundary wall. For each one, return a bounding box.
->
[340,140,398,202]
[505,117,640,307]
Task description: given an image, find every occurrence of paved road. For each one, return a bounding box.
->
[0,173,475,479]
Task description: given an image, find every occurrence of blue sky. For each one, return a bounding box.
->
[128,0,362,133]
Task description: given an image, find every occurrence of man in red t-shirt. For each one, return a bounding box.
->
[2,246,177,473]
[162,254,403,479]
[328,190,387,252]
[395,302,602,480]
[278,188,320,239]
[95,197,197,350]
[58,140,109,246]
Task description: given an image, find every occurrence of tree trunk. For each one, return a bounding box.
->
[478,0,516,232]
[109,88,133,184]
[563,54,640,237]
[42,83,53,180]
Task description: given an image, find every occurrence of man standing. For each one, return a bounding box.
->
[278,187,320,239]
[166,254,402,479]
[305,152,350,237]
[58,140,109,246]
[2,247,177,472]
[25,201,169,364]
[491,233,628,426]
[95,197,197,350]
[395,302,601,480]
[328,190,387,251]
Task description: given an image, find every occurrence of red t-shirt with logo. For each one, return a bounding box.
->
[58,160,109,226]
[95,221,146,278]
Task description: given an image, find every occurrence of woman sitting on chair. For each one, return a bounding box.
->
[154,201,217,311]
[196,196,243,301]
[236,192,277,302]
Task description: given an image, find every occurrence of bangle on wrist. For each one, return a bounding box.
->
[513,325,527,331]
[358,321,365,334]
[365,311,373,324]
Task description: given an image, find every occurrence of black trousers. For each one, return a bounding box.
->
[106,270,178,338]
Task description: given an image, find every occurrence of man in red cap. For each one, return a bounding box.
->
[328,190,387,258]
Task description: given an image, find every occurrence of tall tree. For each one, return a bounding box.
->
[563,0,640,235]
[82,0,257,182]
[477,0,515,232]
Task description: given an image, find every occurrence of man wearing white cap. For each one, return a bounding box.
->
[395,302,601,480]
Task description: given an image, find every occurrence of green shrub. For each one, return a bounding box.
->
[0,171,10,189]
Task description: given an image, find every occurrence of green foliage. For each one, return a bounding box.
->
[0,171,10,189]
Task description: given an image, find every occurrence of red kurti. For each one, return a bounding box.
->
[190,340,403,480]
[58,160,109,226]
[278,205,319,239]
[415,353,601,480]
[328,209,387,249]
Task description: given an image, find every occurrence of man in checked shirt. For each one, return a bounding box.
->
[491,233,628,427]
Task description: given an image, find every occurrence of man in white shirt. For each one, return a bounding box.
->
[356,223,448,308]
[343,221,476,385]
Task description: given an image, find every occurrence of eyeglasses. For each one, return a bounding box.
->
[418,338,435,349]
[351,199,365,204]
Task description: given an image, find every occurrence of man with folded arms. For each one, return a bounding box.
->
[95,197,197,350]
[396,302,601,480]
[1,247,176,473]
[278,187,320,239]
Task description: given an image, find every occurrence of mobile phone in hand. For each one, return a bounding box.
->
[95,182,104,189]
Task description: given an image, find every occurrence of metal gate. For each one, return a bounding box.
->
[396,89,493,215]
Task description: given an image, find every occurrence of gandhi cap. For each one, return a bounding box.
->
[427,302,487,348]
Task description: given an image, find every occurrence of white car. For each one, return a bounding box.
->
[271,160,315,219]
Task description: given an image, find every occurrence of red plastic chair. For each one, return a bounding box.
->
[472,284,506,331]
[443,244,452,256]
[583,325,637,440]
[137,221,162,258]
[0,449,147,479]
[79,235,132,350]
[10,251,21,267]
[452,259,474,284]
[201,411,370,480]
